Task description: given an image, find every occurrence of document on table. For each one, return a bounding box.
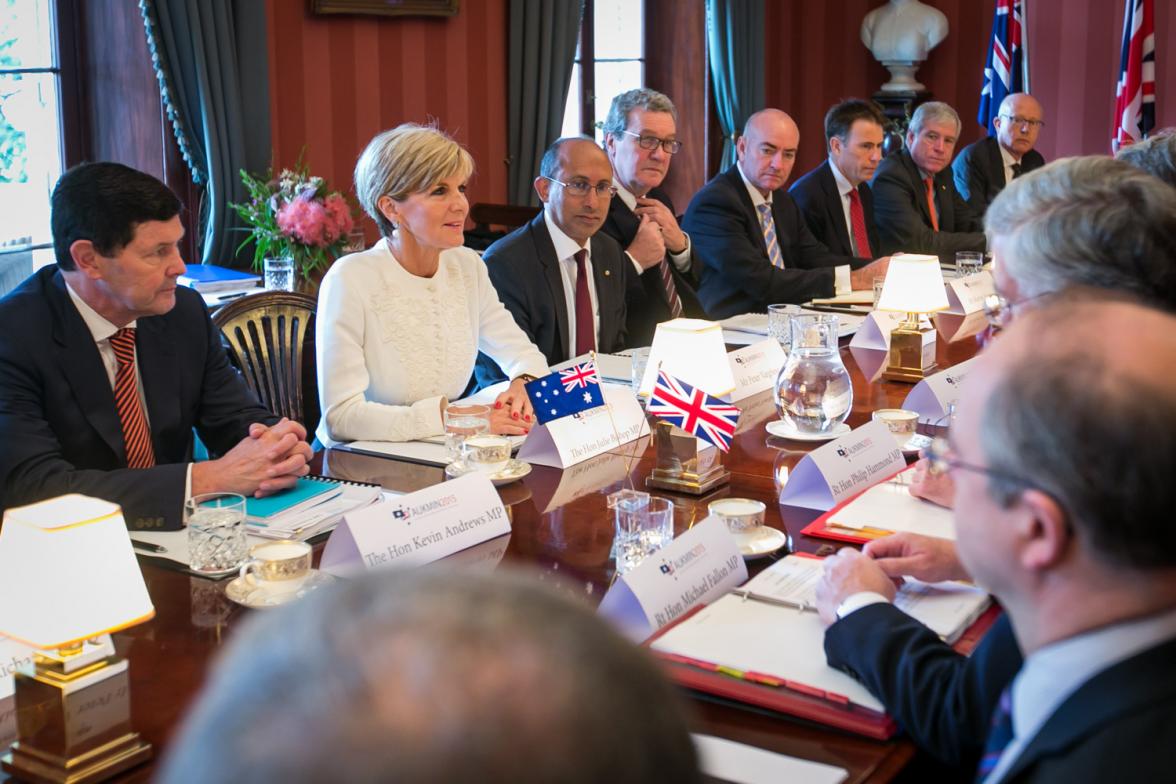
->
[826,479,956,540]
[720,311,865,339]
[692,734,847,784]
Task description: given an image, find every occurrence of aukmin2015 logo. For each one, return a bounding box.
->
[390,493,459,524]
[836,436,875,459]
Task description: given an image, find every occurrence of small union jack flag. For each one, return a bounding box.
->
[647,370,741,452]
[559,361,600,392]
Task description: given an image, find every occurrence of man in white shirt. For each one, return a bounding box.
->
[684,109,888,319]
[481,138,629,375]
[953,93,1047,216]
[816,296,1176,783]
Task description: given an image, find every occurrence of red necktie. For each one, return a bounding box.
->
[924,177,940,232]
[658,260,684,319]
[573,249,596,356]
[109,328,156,469]
[848,188,872,257]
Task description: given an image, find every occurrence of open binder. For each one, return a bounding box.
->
[801,465,955,546]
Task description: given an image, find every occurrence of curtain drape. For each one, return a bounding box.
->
[507,0,583,206]
[139,0,271,266]
[706,0,765,171]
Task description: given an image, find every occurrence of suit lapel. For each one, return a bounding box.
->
[135,314,180,458]
[725,167,771,258]
[589,235,614,349]
[984,137,1005,195]
[48,272,126,463]
[901,151,935,228]
[819,162,853,255]
[529,215,570,356]
[605,196,641,246]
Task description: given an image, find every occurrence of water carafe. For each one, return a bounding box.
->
[773,313,853,433]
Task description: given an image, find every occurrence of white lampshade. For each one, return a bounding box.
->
[638,318,736,398]
[876,253,950,314]
[0,495,155,649]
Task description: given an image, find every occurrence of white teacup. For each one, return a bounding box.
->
[238,540,312,595]
[708,498,766,533]
[872,408,919,449]
[462,434,512,475]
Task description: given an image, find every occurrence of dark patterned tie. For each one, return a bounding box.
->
[848,188,872,257]
[658,260,684,319]
[975,685,1014,782]
[109,328,156,468]
[1011,162,1024,179]
[573,249,596,356]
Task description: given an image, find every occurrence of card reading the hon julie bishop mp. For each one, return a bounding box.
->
[778,420,907,511]
[598,516,747,642]
[320,472,510,577]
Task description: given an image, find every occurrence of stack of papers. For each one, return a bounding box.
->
[245,478,383,541]
[179,265,261,292]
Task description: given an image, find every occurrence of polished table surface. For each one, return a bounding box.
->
[6,334,980,783]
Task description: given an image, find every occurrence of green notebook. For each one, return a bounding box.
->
[243,477,341,524]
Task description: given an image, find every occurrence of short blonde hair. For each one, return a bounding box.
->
[354,123,475,237]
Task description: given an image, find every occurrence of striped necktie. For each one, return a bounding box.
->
[975,685,1014,781]
[109,328,156,469]
[757,202,784,269]
[658,260,684,319]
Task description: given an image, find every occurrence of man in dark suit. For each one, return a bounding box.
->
[953,93,1047,216]
[683,109,888,320]
[599,88,705,346]
[790,99,885,259]
[816,297,1176,782]
[478,138,629,384]
[0,163,312,530]
[872,101,986,265]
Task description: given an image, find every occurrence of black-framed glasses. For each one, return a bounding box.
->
[999,114,1046,130]
[621,130,683,154]
[542,176,618,199]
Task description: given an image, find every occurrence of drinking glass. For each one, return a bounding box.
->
[444,403,491,462]
[264,257,295,291]
[956,251,983,278]
[186,493,248,573]
[773,314,853,434]
[630,347,652,396]
[767,304,802,351]
[609,490,674,575]
[872,275,887,308]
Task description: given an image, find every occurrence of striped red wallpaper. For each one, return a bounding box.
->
[265,0,510,240]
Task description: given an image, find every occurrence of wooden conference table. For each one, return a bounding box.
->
[7,335,980,783]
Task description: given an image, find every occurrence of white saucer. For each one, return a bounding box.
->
[733,526,788,559]
[901,433,933,456]
[445,458,532,486]
[765,420,851,442]
[225,569,336,609]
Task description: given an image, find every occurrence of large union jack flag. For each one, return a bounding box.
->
[977,0,1027,132]
[559,361,600,392]
[647,370,741,453]
[1113,0,1156,151]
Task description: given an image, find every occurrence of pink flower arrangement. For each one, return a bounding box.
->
[276,193,353,248]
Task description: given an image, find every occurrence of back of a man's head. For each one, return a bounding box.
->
[158,569,701,784]
[1115,132,1176,188]
[984,156,1176,310]
[50,162,181,271]
[979,294,1176,572]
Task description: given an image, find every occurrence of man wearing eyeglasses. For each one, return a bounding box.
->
[600,89,706,346]
[478,138,629,379]
[953,93,1047,216]
[814,296,1176,782]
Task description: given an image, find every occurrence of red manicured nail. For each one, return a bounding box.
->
[524,414,532,422]
[512,412,519,419]
[495,402,503,409]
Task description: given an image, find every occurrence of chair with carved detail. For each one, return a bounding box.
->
[211,291,320,436]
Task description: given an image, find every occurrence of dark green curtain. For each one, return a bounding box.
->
[706,0,765,171]
[139,0,271,267]
[507,0,583,206]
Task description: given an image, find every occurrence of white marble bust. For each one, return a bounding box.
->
[861,0,949,93]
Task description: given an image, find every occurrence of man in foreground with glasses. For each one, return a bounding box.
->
[479,138,630,381]
[684,109,888,319]
[953,93,1047,216]
[815,296,1176,781]
[600,88,706,346]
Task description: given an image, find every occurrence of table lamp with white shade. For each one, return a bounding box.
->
[875,253,950,382]
[638,318,736,494]
[0,494,155,783]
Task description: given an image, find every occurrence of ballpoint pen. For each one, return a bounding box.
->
[130,539,167,554]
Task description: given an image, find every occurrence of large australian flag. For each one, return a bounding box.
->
[977,0,1026,132]
[524,361,605,425]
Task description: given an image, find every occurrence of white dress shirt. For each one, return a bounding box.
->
[999,144,1021,186]
[828,156,862,255]
[543,210,601,358]
[612,177,692,276]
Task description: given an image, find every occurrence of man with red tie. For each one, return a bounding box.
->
[0,163,312,530]
[790,99,887,261]
[871,101,986,265]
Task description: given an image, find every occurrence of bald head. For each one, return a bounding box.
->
[993,93,1044,159]
[736,109,800,195]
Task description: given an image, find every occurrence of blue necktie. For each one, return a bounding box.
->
[976,685,1014,781]
[757,203,784,269]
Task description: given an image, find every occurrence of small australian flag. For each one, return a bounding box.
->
[524,360,605,425]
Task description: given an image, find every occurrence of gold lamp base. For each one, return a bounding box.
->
[882,314,938,383]
[645,421,731,495]
[1,647,152,784]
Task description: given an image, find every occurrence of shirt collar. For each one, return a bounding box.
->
[1010,606,1176,748]
[828,157,856,199]
[543,209,591,263]
[613,176,639,211]
[736,164,771,207]
[999,143,1021,167]
[63,278,135,342]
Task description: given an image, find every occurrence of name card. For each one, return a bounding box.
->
[321,472,510,576]
[848,310,907,351]
[935,272,995,341]
[598,515,747,641]
[518,383,649,469]
[902,357,976,424]
[727,339,786,401]
[778,420,906,510]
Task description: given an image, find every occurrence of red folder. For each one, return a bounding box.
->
[801,464,913,545]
